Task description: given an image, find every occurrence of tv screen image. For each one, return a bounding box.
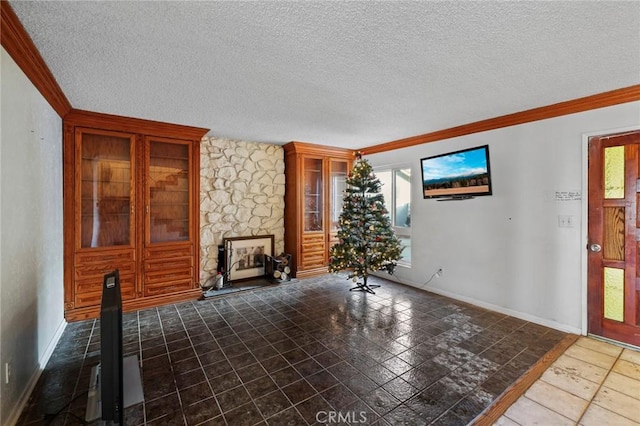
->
[420,145,492,199]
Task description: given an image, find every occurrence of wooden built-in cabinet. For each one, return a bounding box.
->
[284,142,353,278]
[64,109,208,321]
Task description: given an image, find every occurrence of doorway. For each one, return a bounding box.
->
[587,130,640,346]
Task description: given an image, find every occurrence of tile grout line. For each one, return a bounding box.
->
[429,321,527,425]
[212,295,276,425]
[471,333,580,426]
[256,294,342,425]
[67,319,98,425]
[156,305,191,426]
[567,341,625,425]
[136,310,147,426]
[191,300,230,426]
[197,298,250,426]
[511,395,576,425]
[193,298,232,424]
[511,339,638,425]
[527,375,592,422]
[206,292,310,424]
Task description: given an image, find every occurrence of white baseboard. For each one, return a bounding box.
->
[5,319,67,426]
[41,319,68,370]
[393,277,582,335]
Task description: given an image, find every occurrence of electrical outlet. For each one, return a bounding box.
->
[436,267,443,277]
[5,362,10,385]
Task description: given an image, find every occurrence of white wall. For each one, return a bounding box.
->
[0,48,65,425]
[368,101,640,333]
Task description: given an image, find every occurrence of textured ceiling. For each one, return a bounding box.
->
[8,1,640,148]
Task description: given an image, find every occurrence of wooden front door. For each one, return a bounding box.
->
[588,130,640,346]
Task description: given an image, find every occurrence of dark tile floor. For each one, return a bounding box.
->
[19,275,567,425]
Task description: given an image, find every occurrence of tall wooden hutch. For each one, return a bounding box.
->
[63,110,208,321]
[284,142,354,278]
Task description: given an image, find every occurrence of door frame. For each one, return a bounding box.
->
[581,125,640,337]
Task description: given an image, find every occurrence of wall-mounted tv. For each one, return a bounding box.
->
[421,145,492,199]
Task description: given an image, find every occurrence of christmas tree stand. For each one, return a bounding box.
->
[349,282,380,294]
[349,277,380,294]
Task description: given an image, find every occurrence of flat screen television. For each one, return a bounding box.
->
[100,269,124,424]
[420,145,492,199]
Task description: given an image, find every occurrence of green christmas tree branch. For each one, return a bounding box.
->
[328,154,404,286]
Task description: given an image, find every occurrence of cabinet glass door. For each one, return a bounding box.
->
[330,160,348,232]
[147,139,191,243]
[303,158,323,232]
[79,130,135,248]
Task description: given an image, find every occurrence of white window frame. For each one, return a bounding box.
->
[376,166,412,267]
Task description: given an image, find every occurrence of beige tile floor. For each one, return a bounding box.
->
[495,336,640,426]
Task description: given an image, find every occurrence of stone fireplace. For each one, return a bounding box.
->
[199,137,286,287]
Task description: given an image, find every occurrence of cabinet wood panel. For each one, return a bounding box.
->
[301,249,325,260]
[284,142,353,278]
[74,249,135,266]
[144,245,194,287]
[63,111,207,320]
[144,256,192,271]
[144,268,193,284]
[302,243,325,258]
[74,260,136,280]
[75,274,136,308]
[143,279,193,296]
[301,252,326,269]
[302,240,325,251]
[144,244,193,258]
[302,234,325,243]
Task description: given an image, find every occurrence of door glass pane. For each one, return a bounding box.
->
[330,161,348,231]
[304,158,323,232]
[149,141,190,243]
[603,267,624,322]
[604,146,625,199]
[80,133,131,248]
[603,207,625,261]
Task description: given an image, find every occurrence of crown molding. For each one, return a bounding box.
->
[284,140,354,158]
[361,85,640,155]
[65,109,209,140]
[1,0,72,117]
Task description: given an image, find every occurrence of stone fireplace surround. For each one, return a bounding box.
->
[199,137,286,288]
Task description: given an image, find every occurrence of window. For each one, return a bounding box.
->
[377,167,411,266]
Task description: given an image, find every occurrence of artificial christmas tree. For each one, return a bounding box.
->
[328,153,403,294]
